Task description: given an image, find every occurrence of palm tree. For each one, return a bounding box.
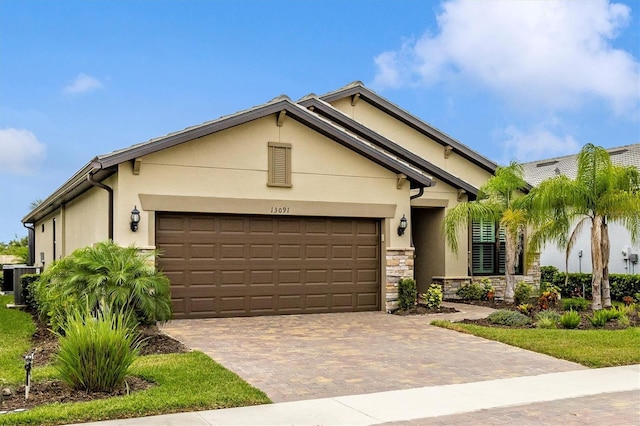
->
[528,143,640,310]
[444,162,529,302]
[36,241,172,329]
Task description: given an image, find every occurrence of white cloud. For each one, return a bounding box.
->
[500,123,580,164]
[63,73,103,94]
[373,0,639,114]
[0,128,46,175]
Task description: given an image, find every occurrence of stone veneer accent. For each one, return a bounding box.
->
[385,247,415,312]
[432,275,537,301]
[432,254,542,301]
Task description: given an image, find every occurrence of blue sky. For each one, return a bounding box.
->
[1,0,639,242]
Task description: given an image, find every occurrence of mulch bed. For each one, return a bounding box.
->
[0,317,188,413]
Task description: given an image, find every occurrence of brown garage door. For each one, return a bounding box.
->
[156,213,380,318]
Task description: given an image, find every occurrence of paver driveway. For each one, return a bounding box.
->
[161,305,586,403]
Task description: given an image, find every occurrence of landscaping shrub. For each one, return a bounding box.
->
[487,309,531,326]
[517,303,534,316]
[422,284,443,309]
[535,310,560,324]
[536,317,557,329]
[560,310,581,329]
[588,309,621,327]
[537,286,560,310]
[562,297,590,312]
[616,303,637,317]
[34,241,172,330]
[398,278,417,311]
[55,306,141,392]
[481,279,495,301]
[456,282,485,301]
[540,265,559,285]
[20,273,40,312]
[514,282,534,305]
[539,267,640,301]
[617,314,631,329]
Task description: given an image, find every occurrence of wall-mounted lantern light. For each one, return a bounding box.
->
[397,214,408,236]
[130,206,141,232]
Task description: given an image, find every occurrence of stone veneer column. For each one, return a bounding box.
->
[385,247,415,312]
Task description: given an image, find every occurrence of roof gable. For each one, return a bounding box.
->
[298,95,479,196]
[319,81,497,174]
[23,94,434,224]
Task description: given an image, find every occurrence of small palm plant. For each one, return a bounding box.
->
[35,241,171,330]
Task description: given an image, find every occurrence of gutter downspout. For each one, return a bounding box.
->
[410,186,425,200]
[87,173,114,240]
[23,223,35,266]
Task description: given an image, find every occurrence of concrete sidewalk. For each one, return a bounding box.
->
[77,364,640,426]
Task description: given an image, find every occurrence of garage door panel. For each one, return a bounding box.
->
[220,244,246,260]
[220,270,246,285]
[157,213,380,318]
[220,217,245,233]
[250,270,274,284]
[189,217,216,232]
[306,294,329,308]
[277,219,302,234]
[332,245,354,259]
[306,245,328,258]
[278,295,302,310]
[249,244,275,259]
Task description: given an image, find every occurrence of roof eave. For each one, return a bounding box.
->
[320,84,497,173]
[299,97,477,195]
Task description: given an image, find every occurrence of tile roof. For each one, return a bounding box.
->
[522,144,640,186]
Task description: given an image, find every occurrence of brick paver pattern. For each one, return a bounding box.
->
[161,304,586,403]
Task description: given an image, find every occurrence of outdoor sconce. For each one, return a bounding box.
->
[397,214,408,236]
[130,206,141,232]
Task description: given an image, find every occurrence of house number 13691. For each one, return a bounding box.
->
[270,207,290,214]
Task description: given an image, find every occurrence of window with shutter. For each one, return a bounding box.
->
[268,142,292,187]
[472,219,522,275]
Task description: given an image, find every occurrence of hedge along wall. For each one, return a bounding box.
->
[540,266,640,300]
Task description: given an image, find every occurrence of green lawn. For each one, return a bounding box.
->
[432,320,640,367]
[0,295,270,426]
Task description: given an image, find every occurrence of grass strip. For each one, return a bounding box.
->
[431,320,640,367]
[0,295,270,425]
[0,295,35,385]
[0,351,270,425]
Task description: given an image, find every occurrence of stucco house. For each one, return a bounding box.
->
[22,82,535,318]
[522,144,640,275]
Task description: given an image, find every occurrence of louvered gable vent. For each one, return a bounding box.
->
[268,142,292,187]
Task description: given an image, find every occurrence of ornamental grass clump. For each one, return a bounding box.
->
[487,309,531,327]
[560,310,581,329]
[55,307,142,392]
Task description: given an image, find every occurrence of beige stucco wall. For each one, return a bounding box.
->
[63,183,111,254]
[34,211,61,267]
[113,114,412,249]
[329,98,493,189]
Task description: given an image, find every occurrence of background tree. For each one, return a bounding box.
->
[528,143,640,310]
[444,162,529,302]
[0,235,29,264]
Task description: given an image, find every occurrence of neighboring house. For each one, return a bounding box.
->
[522,144,640,275]
[23,82,535,318]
